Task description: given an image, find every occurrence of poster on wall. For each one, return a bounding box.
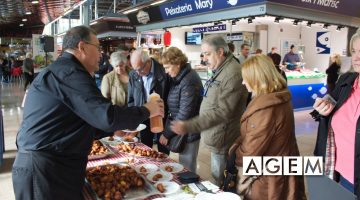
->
[316,32,331,54]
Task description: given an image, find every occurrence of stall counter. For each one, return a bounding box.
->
[286,70,327,110]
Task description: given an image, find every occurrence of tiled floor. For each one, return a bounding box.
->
[0,81,317,200]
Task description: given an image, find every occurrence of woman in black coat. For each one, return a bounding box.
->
[159,47,203,173]
[326,54,341,93]
[312,29,360,198]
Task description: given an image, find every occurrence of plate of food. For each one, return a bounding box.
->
[100,136,122,146]
[155,181,180,195]
[160,163,184,173]
[88,140,113,160]
[86,164,158,200]
[122,124,146,133]
[135,164,159,174]
[147,171,173,183]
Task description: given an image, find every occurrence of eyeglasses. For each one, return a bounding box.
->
[134,60,149,73]
[84,41,101,51]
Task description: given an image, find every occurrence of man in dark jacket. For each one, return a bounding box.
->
[12,26,164,200]
[128,48,170,155]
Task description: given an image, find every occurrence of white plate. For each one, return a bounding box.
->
[154,181,180,195]
[160,163,184,173]
[122,124,147,133]
[147,171,173,182]
[113,136,139,143]
[135,163,159,174]
[100,136,122,146]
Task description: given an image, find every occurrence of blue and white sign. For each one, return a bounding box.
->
[316,32,330,54]
[193,24,226,33]
[159,0,265,20]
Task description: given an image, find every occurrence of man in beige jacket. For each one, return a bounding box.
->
[171,35,248,185]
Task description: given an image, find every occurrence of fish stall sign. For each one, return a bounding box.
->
[137,10,150,24]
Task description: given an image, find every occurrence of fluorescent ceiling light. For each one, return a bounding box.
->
[31,0,39,4]
[150,0,167,6]
[25,11,32,15]
[19,24,24,26]
[123,8,139,14]
[22,19,27,22]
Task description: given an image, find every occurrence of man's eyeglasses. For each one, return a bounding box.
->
[134,60,149,74]
[84,41,101,51]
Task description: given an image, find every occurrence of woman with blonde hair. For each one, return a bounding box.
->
[326,53,341,93]
[230,55,306,199]
[312,28,360,197]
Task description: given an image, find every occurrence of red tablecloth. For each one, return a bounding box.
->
[83,143,187,200]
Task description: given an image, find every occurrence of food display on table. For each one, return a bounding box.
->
[88,140,112,160]
[152,173,163,182]
[114,143,167,160]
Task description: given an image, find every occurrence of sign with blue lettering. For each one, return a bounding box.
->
[316,32,330,54]
[269,0,360,18]
[193,24,226,33]
[159,0,265,20]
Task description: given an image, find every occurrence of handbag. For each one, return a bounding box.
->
[222,149,238,193]
[167,134,187,153]
[222,146,259,197]
[165,119,187,153]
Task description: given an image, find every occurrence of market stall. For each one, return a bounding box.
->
[121,0,360,109]
[82,137,238,200]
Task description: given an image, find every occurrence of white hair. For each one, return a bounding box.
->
[131,48,150,63]
[110,51,127,67]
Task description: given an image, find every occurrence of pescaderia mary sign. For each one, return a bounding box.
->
[159,0,265,20]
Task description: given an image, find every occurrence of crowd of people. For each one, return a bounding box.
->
[11,24,360,200]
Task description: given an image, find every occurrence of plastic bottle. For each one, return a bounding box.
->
[149,92,164,133]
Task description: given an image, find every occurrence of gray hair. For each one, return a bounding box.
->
[202,35,230,56]
[62,26,97,51]
[131,47,150,63]
[110,51,127,67]
[25,52,32,59]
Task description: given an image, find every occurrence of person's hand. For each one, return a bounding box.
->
[159,135,168,146]
[143,98,164,118]
[170,121,187,135]
[313,97,334,116]
[114,130,126,137]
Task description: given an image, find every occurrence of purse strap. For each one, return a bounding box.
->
[225,148,238,174]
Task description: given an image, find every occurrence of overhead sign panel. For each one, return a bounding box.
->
[159,0,266,20]
[269,0,360,18]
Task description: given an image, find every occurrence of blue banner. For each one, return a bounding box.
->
[269,0,360,18]
[159,0,265,20]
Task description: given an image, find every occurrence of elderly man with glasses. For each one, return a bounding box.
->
[128,48,170,155]
[171,35,248,185]
[12,26,164,199]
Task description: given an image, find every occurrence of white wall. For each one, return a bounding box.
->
[167,20,348,72]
